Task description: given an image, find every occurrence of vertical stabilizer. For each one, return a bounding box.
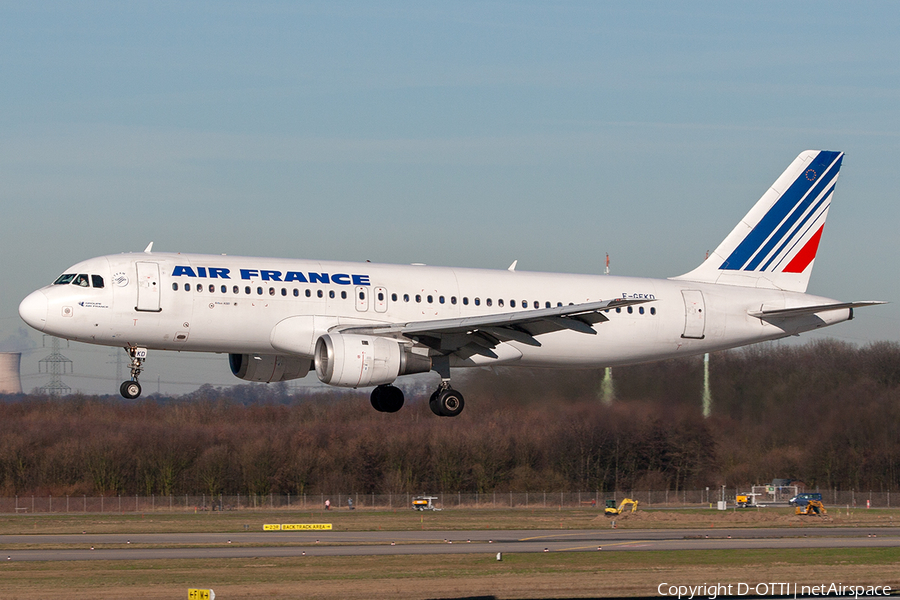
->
[673,150,843,292]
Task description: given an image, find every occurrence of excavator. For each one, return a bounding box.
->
[604,498,639,516]
[795,499,827,516]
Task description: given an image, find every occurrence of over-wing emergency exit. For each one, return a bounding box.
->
[19,150,883,416]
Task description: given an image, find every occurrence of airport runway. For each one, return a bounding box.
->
[1,527,897,561]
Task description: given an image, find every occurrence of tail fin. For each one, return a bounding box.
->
[673,150,843,293]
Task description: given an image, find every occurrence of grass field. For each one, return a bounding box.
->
[1,508,898,599]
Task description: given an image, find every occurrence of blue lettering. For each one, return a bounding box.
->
[284,271,308,283]
[197,267,207,278]
[173,266,197,277]
[332,273,351,285]
[261,270,283,282]
[209,267,230,279]
[352,274,370,286]
[308,272,330,284]
[240,269,259,280]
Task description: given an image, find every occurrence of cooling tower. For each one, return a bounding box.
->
[0,352,23,394]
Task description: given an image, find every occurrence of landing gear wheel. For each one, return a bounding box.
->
[120,380,142,399]
[370,385,404,413]
[430,387,465,417]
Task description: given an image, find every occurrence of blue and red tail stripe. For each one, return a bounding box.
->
[720,151,843,272]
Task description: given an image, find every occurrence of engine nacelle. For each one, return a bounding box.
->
[229,353,311,383]
[314,333,431,388]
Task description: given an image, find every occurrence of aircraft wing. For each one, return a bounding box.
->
[749,301,886,319]
[335,297,654,358]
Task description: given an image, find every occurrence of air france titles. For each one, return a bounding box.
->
[172,266,370,286]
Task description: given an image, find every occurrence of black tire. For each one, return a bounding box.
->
[429,390,442,416]
[371,385,404,413]
[120,380,141,399]
[435,388,465,417]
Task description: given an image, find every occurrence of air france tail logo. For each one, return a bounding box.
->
[172,266,370,286]
[721,151,842,274]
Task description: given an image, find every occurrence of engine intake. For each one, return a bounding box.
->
[315,333,431,388]
[229,353,311,382]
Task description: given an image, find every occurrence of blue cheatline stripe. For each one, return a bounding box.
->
[761,184,834,272]
[746,156,841,271]
[720,151,843,270]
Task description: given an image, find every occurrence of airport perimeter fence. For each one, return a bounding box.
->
[0,489,896,514]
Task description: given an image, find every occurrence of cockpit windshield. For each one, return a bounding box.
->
[53,273,105,288]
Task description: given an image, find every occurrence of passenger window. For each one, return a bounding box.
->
[639,306,645,315]
[359,291,365,300]
[172,283,178,291]
[439,296,445,304]
[451,296,457,305]
[650,307,656,315]
[234,286,239,294]
[92,275,104,288]
[416,295,421,303]
[474,298,481,306]
[329,290,335,299]
[281,288,287,296]
[378,292,385,301]
[294,289,299,297]
[196,285,202,293]
[54,274,76,285]
[74,274,90,287]
[305,289,311,297]
[498,299,504,307]
[511,300,516,308]
[545,302,551,309]
[185,283,191,292]
[341,291,347,299]
[257,287,263,295]
[463,297,469,305]
[557,302,563,307]
[269,288,275,296]
[221,285,227,294]
[627,306,633,314]
[486,298,492,307]
[615,307,621,313]
[245,286,251,294]
[317,290,323,298]
[404,294,410,302]
[521,300,527,308]
[427,295,433,303]
[209,285,215,293]
[391,293,397,302]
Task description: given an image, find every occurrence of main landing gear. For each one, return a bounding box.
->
[119,347,147,400]
[370,384,404,413]
[429,383,465,418]
[427,355,465,417]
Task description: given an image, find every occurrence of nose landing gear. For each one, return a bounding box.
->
[120,347,147,399]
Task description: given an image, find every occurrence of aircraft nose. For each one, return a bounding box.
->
[19,290,48,332]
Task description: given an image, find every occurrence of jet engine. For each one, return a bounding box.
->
[229,353,311,382]
[314,333,431,388]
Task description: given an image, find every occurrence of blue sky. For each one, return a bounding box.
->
[1,2,898,394]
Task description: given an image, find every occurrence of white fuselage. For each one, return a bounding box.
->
[21,251,850,371]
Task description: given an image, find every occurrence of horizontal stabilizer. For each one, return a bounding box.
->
[749,301,886,319]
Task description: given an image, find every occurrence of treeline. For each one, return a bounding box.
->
[1,339,899,496]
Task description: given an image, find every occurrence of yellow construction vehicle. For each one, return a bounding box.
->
[795,499,827,516]
[604,498,638,516]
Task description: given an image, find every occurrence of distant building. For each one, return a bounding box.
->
[0,352,23,394]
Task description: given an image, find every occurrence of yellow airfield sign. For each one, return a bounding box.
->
[188,589,215,600]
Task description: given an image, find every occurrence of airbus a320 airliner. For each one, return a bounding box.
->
[19,150,882,416]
